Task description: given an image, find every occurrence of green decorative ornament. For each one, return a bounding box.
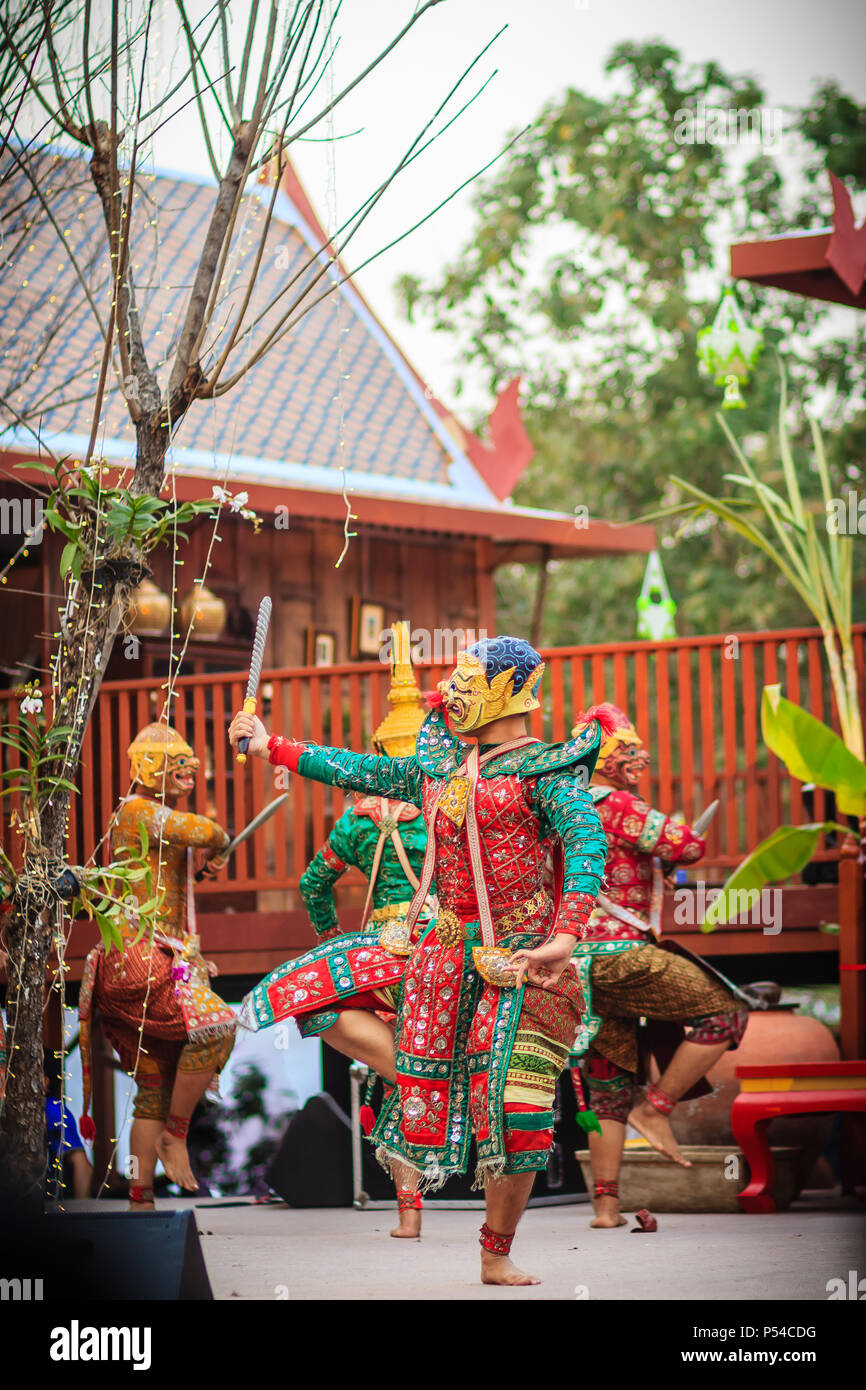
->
[637,550,677,641]
[697,287,763,409]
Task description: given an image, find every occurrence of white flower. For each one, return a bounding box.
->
[212,485,231,505]
[21,694,43,715]
[228,490,248,512]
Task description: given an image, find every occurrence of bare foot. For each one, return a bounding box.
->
[628,1100,691,1168]
[390,1208,422,1239]
[480,1249,540,1286]
[589,1195,627,1228]
[128,1199,155,1212]
[155,1130,199,1191]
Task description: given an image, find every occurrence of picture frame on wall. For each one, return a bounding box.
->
[305,627,337,667]
[350,597,387,658]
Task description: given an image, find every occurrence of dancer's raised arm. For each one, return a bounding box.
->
[228,711,425,806]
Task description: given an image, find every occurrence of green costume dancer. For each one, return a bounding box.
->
[296,624,434,1235]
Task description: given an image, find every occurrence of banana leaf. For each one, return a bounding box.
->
[762,685,866,816]
[701,821,850,931]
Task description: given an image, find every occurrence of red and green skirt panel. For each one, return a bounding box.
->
[238,931,408,1038]
[372,926,581,1188]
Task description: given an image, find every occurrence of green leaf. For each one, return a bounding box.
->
[59,541,78,579]
[14,460,57,477]
[44,510,81,545]
[96,912,124,952]
[762,685,866,816]
[701,821,850,930]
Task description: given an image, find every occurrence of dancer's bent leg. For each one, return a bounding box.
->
[320,1010,398,1084]
[156,1033,234,1192]
[628,1009,747,1166]
[581,1053,632,1228]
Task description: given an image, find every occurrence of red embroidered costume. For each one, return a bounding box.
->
[569,705,748,1128]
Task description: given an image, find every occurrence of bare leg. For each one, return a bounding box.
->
[155,1066,218,1192]
[320,1011,398,1084]
[587,1121,628,1227]
[129,1117,162,1209]
[629,1038,729,1167]
[390,1160,422,1239]
[481,1172,540,1286]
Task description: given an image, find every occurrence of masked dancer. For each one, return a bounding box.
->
[569,704,749,1230]
[231,636,608,1286]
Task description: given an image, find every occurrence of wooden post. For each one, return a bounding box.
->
[530,545,551,649]
[838,840,865,1060]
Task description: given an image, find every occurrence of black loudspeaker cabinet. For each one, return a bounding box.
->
[0,1209,213,1300]
[266,1073,589,1207]
[266,1092,355,1207]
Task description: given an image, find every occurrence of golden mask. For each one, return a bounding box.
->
[129,722,200,795]
[438,651,544,735]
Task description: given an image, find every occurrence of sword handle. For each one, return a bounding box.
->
[236,695,258,764]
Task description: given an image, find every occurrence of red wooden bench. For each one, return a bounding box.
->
[731,1061,866,1213]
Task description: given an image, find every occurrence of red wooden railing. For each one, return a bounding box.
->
[2,625,864,896]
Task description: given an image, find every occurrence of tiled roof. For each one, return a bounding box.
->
[0,147,484,496]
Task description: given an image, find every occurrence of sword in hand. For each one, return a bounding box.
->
[236,596,272,765]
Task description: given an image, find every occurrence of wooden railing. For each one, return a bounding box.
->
[2,625,864,897]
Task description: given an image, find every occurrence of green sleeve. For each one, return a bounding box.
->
[527,772,608,898]
[297,745,425,807]
[299,809,359,937]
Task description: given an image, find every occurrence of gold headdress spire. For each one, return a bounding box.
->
[373,621,425,758]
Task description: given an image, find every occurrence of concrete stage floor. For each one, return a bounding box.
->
[72,1192,865,1301]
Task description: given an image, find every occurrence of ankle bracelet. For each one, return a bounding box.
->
[129,1185,154,1205]
[479,1222,514,1256]
[646,1082,676,1116]
[594,1179,619,1199]
[165,1113,190,1138]
[396,1188,423,1211]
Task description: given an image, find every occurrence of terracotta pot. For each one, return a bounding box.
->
[180,584,226,639]
[126,578,170,636]
[576,1144,802,1214]
[671,1009,839,1190]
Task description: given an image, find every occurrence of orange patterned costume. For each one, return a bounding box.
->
[79,726,236,1126]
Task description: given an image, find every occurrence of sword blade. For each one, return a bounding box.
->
[692,799,720,836]
[194,794,289,880]
[225,792,289,856]
[238,595,273,759]
[245,595,273,703]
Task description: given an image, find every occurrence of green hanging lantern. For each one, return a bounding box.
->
[697,287,763,409]
[637,550,677,641]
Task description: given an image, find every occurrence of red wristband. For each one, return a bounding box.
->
[267,734,305,772]
[555,891,596,937]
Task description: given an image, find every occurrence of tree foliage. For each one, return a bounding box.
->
[398,42,866,646]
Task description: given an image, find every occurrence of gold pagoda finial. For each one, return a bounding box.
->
[373,621,425,757]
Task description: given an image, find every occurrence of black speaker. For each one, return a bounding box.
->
[0,1210,213,1300]
[266,1092,355,1207]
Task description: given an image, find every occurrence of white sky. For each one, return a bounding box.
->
[146,0,866,413]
